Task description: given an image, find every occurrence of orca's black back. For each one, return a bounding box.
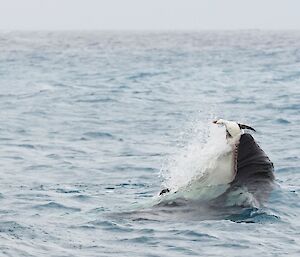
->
[231,133,274,201]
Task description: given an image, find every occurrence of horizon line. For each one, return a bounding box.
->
[1,28,300,32]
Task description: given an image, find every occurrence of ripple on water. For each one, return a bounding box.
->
[83,131,114,139]
[275,118,290,124]
[227,208,281,223]
[87,220,134,233]
[174,230,218,241]
[71,194,93,202]
[33,202,81,212]
[55,188,81,194]
[0,221,36,239]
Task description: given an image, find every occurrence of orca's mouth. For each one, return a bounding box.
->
[233,143,239,177]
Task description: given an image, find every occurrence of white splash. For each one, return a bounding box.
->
[160,121,236,199]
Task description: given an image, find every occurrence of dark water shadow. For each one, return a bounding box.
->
[110,196,281,224]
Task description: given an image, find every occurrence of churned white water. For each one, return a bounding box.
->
[160,123,232,192]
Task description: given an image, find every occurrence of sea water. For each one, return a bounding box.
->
[0,31,299,256]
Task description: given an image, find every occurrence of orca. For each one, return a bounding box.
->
[222,132,275,205]
[159,119,275,207]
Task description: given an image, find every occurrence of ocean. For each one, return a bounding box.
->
[0,31,299,256]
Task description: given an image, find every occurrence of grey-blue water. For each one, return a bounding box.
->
[0,31,299,256]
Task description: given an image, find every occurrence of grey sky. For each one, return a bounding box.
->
[0,0,299,30]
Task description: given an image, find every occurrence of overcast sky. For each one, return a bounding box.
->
[0,0,299,30]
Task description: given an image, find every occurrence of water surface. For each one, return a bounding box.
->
[0,31,299,256]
